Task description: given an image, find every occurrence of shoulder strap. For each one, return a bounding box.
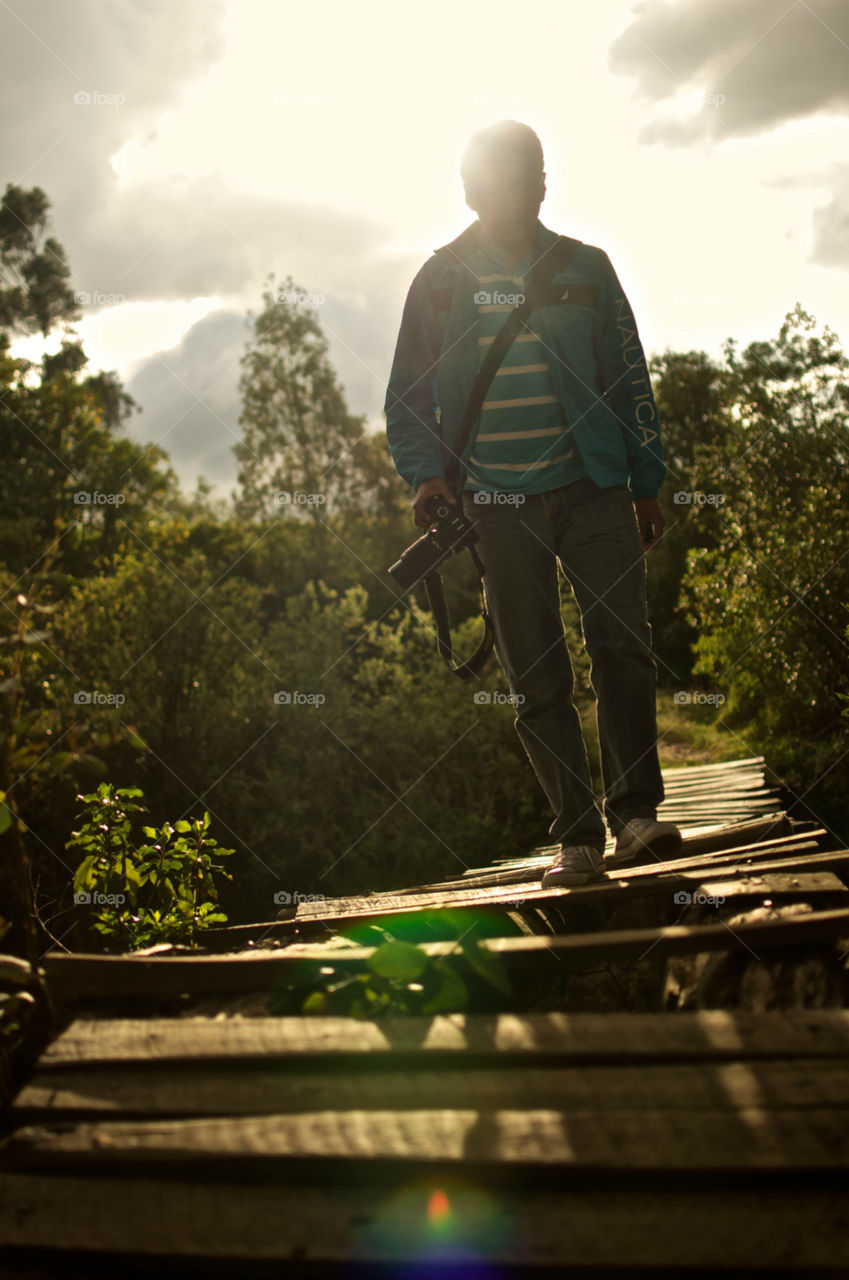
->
[444,235,583,493]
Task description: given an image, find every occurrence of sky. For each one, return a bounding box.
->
[2,0,848,503]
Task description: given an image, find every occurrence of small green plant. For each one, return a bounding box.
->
[68,783,234,950]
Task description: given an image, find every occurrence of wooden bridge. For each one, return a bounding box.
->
[2,755,849,1275]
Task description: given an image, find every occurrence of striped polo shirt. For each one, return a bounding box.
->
[464,241,586,494]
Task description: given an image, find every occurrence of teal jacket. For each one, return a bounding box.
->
[384,218,666,499]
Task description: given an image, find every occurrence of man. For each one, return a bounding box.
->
[384,120,682,888]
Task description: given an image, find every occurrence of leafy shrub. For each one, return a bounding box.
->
[68,782,233,950]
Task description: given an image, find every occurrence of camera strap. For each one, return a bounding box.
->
[428,233,583,680]
[423,543,494,681]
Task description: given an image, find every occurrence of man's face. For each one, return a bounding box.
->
[464,151,545,238]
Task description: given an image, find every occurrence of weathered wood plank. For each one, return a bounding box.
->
[656,755,760,772]
[37,1009,849,1069]
[35,907,849,1000]
[449,816,805,884]
[0,1176,843,1267]
[0,955,36,989]
[203,843,836,948]
[657,756,765,777]
[15,1058,849,1123]
[607,842,841,881]
[450,832,827,888]
[4,1106,849,1172]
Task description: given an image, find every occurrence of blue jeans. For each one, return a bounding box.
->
[462,477,664,847]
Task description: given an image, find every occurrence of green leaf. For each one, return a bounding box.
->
[174,820,193,833]
[461,940,512,996]
[422,961,468,1013]
[366,940,428,982]
[0,801,12,836]
[73,854,99,892]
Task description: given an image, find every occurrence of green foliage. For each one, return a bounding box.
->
[0,184,79,337]
[67,782,233,951]
[235,274,395,522]
[680,313,849,707]
[268,915,512,1018]
[3,175,849,962]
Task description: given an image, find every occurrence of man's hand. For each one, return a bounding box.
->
[634,496,664,553]
[412,476,457,528]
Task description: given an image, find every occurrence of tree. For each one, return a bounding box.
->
[0,185,178,577]
[234,275,372,522]
[0,184,79,337]
[680,306,849,833]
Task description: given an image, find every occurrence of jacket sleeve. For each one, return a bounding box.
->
[592,250,666,500]
[383,262,445,492]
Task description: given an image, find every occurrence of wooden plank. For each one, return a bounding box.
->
[0,1176,844,1268]
[676,871,847,899]
[607,842,843,881]
[450,833,826,888]
[39,1009,849,1069]
[15,1058,849,1123]
[0,956,36,988]
[456,814,801,881]
[659,773,774,789]
[36,907,849,1000]
[4,1106,849,1173]
[366,844,840,910]
[467,822,818,873]
[657,756,765,777]
[200,860,846,950]
[229,855,840,930]
[659,772,772,790]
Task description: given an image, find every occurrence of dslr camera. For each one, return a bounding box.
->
[388,493,479,590]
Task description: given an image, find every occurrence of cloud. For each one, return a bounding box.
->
[810,163,849,267]
[0,0,397,310]
[123,307,247,500]
[608,0,849,267]
[609,0,849,144]
[121,270,416,502]
[0,0,422,450]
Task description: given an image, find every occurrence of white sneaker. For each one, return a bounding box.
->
[541,844,606,889]
[609,817,683,869]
